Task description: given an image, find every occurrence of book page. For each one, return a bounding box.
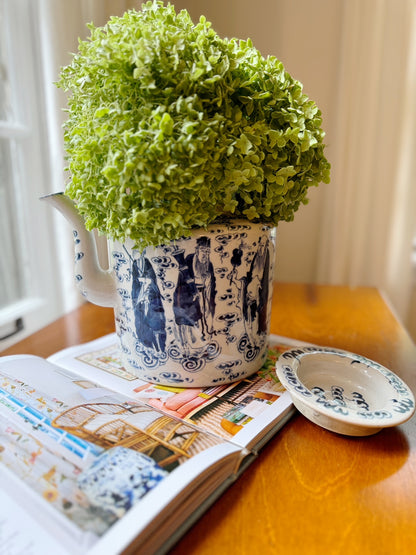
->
[0,489,68,555]
[48,333,307,449]
[0,355,240,554]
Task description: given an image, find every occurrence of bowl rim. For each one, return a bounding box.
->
[275,346,415,430]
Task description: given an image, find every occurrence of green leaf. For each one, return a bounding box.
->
[160,112,174,135]
[235,134,253,155]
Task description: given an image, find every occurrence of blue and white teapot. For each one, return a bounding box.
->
[43,193,276,387]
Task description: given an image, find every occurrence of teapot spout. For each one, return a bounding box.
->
[41,192,117,308]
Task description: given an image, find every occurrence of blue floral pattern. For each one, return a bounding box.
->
[276,347,415,424]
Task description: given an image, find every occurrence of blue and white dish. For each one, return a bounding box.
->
[275,346,415,436]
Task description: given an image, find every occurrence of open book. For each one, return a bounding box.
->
[0,333,303,554]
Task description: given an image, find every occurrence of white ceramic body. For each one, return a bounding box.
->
[110,221,276,386]
[275,347,415,436]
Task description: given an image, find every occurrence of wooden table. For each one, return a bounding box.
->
[2,283,416,554]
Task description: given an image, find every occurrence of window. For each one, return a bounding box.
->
[0,0,65,348]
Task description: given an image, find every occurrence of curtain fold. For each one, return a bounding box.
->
[384,2,416,320]
[317,0,416,325]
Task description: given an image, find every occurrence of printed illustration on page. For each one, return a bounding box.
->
[0,360,224,540]
[74,341,290,439]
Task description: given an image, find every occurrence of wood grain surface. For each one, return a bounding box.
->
[2,283,415,555]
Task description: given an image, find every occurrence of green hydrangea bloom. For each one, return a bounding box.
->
[58,0,330,249]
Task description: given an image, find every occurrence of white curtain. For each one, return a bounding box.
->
[316,0,416,324]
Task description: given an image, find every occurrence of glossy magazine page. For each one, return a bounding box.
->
[48,333,304,450]
[0,355,240,554]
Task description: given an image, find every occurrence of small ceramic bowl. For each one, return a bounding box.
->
[275,346,415,436]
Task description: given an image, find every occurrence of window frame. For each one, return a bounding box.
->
[0,0,67,348]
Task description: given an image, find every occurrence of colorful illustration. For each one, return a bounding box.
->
[0,364,222,538]
[73,342,290,440]
[77,345,136,380]
[133,344,287,439]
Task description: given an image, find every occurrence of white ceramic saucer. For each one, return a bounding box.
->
[275,346,415,436]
